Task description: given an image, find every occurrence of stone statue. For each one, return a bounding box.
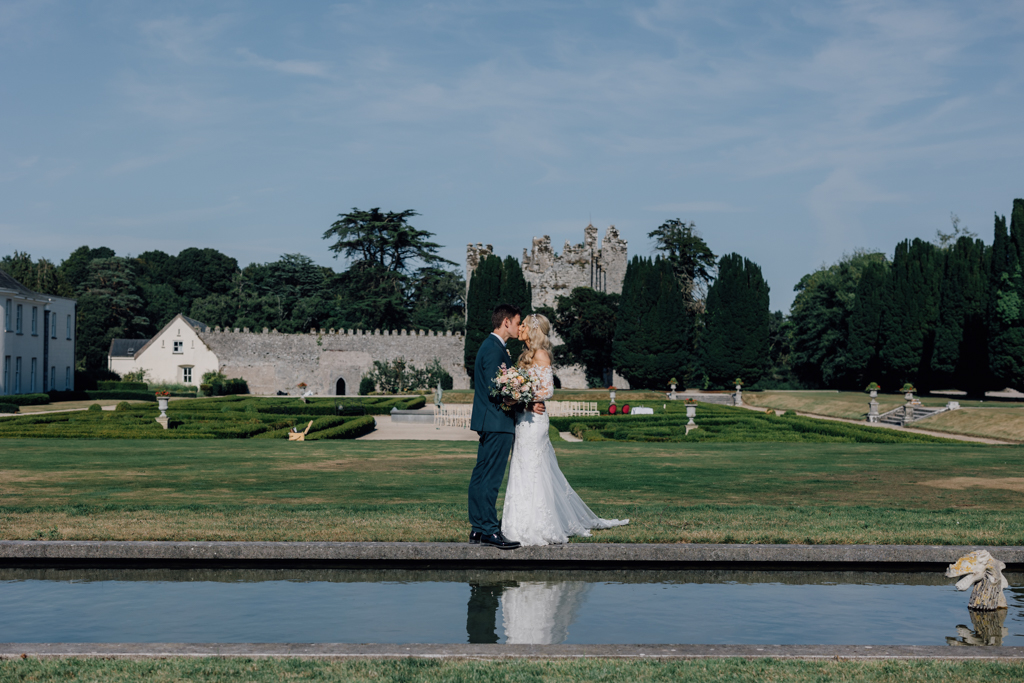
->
[435,380,444,408]
[946,550,1008,610]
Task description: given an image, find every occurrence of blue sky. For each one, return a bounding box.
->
[2,0,1022,310]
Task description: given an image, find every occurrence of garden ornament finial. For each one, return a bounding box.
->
[946,549,1008,610]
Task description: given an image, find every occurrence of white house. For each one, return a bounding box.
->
[0,269,76,395]
[110,314,218,387]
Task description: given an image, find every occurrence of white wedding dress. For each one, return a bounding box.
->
[501,364,629,546]
[501,581,590,644]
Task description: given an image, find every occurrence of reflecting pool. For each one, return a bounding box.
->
[1,568,1021,645]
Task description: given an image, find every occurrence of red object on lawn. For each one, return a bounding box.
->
[622,404,631,414]
[608,404,617,415]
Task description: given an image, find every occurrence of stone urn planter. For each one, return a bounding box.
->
[609,387,617,405]
[686,404,696,425]
[157,397,169,417]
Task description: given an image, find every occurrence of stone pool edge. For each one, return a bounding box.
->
[2,643,1024,660]
[1,541,1022,569]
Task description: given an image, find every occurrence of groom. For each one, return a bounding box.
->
[468,303,544,549]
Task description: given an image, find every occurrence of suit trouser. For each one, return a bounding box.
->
[468,431,516,535]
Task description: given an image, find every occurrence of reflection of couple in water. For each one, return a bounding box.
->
[467,580,589,644]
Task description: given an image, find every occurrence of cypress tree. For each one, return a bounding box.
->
[611,257,694,388]
[499,255,532,361]
[989,199,1024,390]
[845,260,888,387]
[463,255,503,379]
[699,253,771,387]
[932,236,991,395]
[877,238,942,389]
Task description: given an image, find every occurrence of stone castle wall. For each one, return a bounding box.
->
[519,224,627,309]
[198,327,469,396]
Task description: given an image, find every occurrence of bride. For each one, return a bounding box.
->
[501,313,629,546]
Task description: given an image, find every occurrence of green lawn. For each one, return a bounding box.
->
[2,438,1023,544]
[2,658,1023,682]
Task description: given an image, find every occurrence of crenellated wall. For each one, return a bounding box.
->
[198,327,469,396]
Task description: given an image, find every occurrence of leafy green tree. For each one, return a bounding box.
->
[0,252,64,295]
[76,257,150,370]
[463,254,503,378]
[648,219,717,310]
[932,236,992,395]
[140,282,184,330]
[699,253,771,387]
[59,246,115,295]
[845,260,888,387]
[189,293,239,330]
[408,267,466,332]
[988,199,1024,390]
[552,287,620,384]
[612,257,694,388]
[788,252,885,388]
[878,239,942,389]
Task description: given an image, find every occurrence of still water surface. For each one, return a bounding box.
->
[1,568,1022,645]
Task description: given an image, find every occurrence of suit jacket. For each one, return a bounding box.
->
[470,334,517,434]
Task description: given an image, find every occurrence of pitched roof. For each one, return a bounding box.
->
[109,338,152,358]
[181,315,208,332]
[128,313,213,360]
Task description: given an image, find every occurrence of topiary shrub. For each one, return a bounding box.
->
[359,376,375,395]
[114,401,132,412]
[87,403,102,412]
[569,422,589,439]
[0,403,19,414]
[1,393,50,406]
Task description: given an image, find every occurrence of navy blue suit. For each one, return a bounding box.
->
[468,334,516,535]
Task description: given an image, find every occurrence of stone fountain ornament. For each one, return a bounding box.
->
[946,549,1008,610]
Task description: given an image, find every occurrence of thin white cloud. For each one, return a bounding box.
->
[236,48,331,78]
[645,202,748,214]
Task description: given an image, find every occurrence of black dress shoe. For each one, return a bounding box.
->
[469,531,482,544]
[479,532,521,550]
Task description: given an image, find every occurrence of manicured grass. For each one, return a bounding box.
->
[916,407,1024,442]
[2,439,1023,544]
[743,390,1024,420]
[16,400,151,414]
[441,389,668,404]
[1,657,1022,682]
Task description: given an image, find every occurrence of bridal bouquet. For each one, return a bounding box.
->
[490,363,537,411]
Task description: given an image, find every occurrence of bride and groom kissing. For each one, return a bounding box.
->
[467,304,628,549]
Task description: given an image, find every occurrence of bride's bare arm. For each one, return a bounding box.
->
[528,350,553,414]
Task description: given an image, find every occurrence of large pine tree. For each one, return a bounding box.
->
[463,255,503,378]
[698,253,770,387]
[845,260,888,387]
[988,199,1024,390]
[932,236,991,395]
[877,238,942,389]
[611,257,694,388]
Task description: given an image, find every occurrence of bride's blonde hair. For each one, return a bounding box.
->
[518,313,552,367]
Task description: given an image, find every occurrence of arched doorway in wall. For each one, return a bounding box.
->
[336,378,346,396]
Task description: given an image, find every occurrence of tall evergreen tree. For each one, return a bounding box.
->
[877,238,942,389]
[463,255,503,378]
[845,260,888,387]
[552,287,620,385]
[699,253,771,387]
[612,257,695,388]
[988,199,1024,390]
[932,236,991,395]
[499,255,532,361]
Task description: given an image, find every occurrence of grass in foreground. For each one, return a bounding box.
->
[2,439,1023,544]
[1,657,1022,683]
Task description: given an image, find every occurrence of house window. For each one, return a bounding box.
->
[16,305,22,333]
[14,357,21,394]
[31,307,38,335]
[3,356,9,394]
[66,315,72,340]
[50,366,55,391]
[182,367,192,383]
[3,299,10,331]
[173,341,183,353]
[30,358,36,393]
[51,311,56,338]
[65,367,70,390]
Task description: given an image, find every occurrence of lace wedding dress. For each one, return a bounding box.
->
[501,364,628,546]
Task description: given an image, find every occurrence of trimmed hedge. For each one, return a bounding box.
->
[0,403,19,414]
[97,381,148,391]
[305,416,376,440]
[0,393,50,406]
[86,390,158,402]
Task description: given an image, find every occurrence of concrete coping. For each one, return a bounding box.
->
[2,541,1022,569]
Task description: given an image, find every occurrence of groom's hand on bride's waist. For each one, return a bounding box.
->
[528,401,546,415]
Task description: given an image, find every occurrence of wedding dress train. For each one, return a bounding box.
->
[501,365,628,546]
[501,581,590,644]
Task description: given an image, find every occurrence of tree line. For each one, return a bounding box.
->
[787,199,1024,395]
[0,208,465,373]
